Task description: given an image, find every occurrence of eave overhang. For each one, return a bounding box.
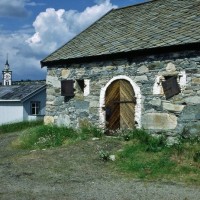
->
[41,42,200,68]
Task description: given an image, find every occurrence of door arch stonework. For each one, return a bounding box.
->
[99,75,142,130]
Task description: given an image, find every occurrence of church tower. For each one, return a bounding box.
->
[2,55,12,86]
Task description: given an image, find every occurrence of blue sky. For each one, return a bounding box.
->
[0,0,146,81]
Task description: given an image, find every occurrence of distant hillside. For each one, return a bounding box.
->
[12,80,46,85]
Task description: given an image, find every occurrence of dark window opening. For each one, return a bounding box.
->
[76,80,85,92]
[162,76,181,99]
[61,79,89,98]
[164,76,175,80]
[31,101,40,115]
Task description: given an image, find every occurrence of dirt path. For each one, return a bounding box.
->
[0,132,200,200]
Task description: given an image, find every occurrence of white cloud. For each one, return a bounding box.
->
[0,0,45,17]
[26,2,46,7]
[27,0,117,55]
[0,33,46,81]
[0,0,28,17]
[0,0,117,81]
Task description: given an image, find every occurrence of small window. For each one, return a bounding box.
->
[75,79,90,96]
[61,79,90,97]
[31,101,40,115]
[61,80,74,97]
[162,76,181,99]
[76,80,85,92]
[74,80,85,96]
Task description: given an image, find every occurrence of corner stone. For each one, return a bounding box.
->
[46,76,60,88]
[44,116,54,125]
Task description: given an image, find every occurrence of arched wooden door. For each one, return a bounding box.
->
[105,79,136,133]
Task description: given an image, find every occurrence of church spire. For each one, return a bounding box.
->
[4,54,10,71]
[2,54,12,86]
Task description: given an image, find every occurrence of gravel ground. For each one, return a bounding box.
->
[0,132,200,200]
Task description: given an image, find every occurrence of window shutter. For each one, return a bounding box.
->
[162,76,181,99]
[61,80,74,97]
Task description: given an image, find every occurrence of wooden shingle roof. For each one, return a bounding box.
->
[41,0,200,67]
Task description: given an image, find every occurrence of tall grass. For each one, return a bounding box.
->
[15,124,103,149]
[0,120,43,134]
[122,129,167,152]
[79,125,103,139]
[17,125,78,149]
[115,129,200,183]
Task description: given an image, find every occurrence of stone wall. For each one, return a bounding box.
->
[44,50,200,138]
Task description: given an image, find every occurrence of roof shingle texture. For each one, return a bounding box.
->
[0,84,45,101]
[42,0,200,65]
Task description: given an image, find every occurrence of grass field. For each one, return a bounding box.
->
[1,121,199,185]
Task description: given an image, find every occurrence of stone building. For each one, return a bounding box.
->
[41,0,200,138]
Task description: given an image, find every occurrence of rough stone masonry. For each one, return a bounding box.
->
[44,49,200,140]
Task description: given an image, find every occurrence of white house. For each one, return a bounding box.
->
[0,58,46,125]
[0,83,46,125]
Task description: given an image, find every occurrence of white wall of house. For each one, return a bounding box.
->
[0,88,46,125]
[0,102,23,125]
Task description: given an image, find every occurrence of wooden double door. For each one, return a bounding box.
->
[105,79,136,133]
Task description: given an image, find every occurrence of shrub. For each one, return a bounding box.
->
[99,149,110,161]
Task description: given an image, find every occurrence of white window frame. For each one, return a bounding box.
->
[31,101,40,115]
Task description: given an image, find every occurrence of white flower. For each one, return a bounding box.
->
[109,155,116,161]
